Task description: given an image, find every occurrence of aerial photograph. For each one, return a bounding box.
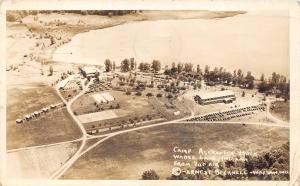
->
[5,10,289,180]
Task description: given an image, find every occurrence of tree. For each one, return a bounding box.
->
[130,58,135,71]
[196,64,201,73]
[245,71,254,89]
[156,93,162,97]
[134,61,137,70]
[121,58,130,72]
[112,61,116,71]
[169,62,177,75]
[95,71,100,81]
[138,62,151,72]
[50,36,55,45]
[146,92,153,98]
[144,62,151,72]
[138,63,144,72]
[136,92,142,96]
[104,59,112,72]
[237,69,244,85]
[49,65,53,76]
[258,81,271,93]
[260,73,265,82]
[177,63,183,74]
[167,94,173,99]
[204,65,210,78]
[142,169,159,180]
[151,60,161,73]
[232,70,237,85]
[184,63,193,72]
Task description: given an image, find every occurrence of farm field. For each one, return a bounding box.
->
[62,122,289,179]
[6,141,80,179]
[6,84,82,149]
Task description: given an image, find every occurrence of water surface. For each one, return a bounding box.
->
[53,11,289,78]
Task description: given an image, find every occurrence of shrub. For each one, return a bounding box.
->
[242,91,245,97]
[142,169,159,180]
[146,92,153,97]
[167,94,173,99]
[126,91,131,95]
[156,93,162,97]
[136,92,142,96]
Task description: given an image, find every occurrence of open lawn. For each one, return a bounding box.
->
[270,101,290,122]
[72,90,156,118]
[62,122,289,179]
[7,84,82,149]
[77,110,118,123]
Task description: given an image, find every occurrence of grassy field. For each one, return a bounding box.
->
[62,122,289,179]
[7,84,82,149]
[7,141,81,179]
[73,90,159,122]
[270,101,290,122]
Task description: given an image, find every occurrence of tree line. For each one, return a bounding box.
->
[140,142,289,180]
[104,59,289,98]
[104,58,161,73]
[6,10,141,22]
[168,142,289,180]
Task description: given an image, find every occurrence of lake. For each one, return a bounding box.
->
[53,11,289,79]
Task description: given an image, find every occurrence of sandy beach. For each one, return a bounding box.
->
[6,10,246,87]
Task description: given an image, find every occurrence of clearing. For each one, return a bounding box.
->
[7,84,82,149]
[62,122,289,179]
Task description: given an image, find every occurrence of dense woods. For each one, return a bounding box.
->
[169,142,289,180]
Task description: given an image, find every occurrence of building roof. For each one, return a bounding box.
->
[92,92,115,103]
[83,66,97,74]
[197,90,235,100]
[57,75,74,89]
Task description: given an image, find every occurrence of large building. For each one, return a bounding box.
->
[194,90,236,105]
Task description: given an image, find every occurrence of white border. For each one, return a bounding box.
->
[1,0,299,186]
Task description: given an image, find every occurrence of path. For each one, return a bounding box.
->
[265,99,289,125]
[6,84,290,179]
[49,78,92,179]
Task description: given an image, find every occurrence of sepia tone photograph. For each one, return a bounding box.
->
[4,7,292,182]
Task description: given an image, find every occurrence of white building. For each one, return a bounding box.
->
[194,90,236,105]
[82,66,98,78]
[92,92,115,104]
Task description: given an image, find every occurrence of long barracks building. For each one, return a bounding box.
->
[194,90,236,105]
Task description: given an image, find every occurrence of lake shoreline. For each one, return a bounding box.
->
[6,10,247,87]
[53,10,289,79]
